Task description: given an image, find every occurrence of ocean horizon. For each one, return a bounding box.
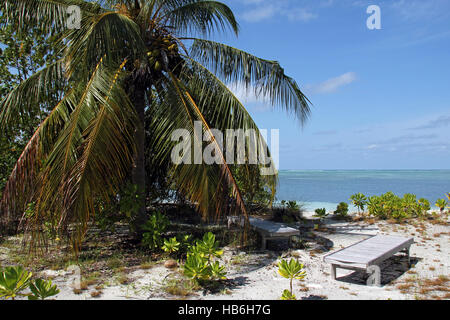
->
[276,169,450,212]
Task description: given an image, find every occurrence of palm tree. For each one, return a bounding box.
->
[0,0,311,251]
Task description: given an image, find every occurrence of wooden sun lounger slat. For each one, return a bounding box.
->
[227,216,300,249]
[323,235,414,286]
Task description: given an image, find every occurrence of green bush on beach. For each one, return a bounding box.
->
[183,232,226,283]
[334,202,349,217]
[367,192,432,220]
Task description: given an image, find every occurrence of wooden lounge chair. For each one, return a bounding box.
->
[228,216,300,249]
[323,235,414,286]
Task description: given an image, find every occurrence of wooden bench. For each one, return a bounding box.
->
[228,216,300,249]
[323,235,414,286]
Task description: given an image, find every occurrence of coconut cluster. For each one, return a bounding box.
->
[147,36,179,72]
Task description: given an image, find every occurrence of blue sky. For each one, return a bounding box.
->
[216,0,450,170]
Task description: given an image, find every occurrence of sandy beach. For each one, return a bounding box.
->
[7,212,447,301]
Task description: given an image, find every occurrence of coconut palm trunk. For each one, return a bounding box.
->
[130,84,148,236]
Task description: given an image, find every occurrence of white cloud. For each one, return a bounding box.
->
[242,5,277,23]
[285,8,318,22]
[391,0,449,21]
[305,72,357,94]
[240,0,317,23]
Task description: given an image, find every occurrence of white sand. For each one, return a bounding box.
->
[22,213,448,301]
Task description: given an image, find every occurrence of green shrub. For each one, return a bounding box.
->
[28,279,60,300]
[162,237,180,255]
[334,202,349,217]
[0,266,32,300]
[286,201,299,211]
[350,193,367,214]
[95,183,141,232]
[313,208,328,220]
[183,254,210,281]
[367,192,432,221]
[183,232,226,282]
[435,199,448,213]
[0,266,59,300]
[275,200,303,223]
[418,198,431,216]
[141,211,169,250]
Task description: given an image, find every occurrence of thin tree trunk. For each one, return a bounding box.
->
[131,86,147,238]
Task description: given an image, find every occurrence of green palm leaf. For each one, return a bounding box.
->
[189,38,311,124]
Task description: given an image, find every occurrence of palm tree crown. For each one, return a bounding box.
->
[0,0,311,251]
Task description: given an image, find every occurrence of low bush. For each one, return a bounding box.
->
[313,208,328,221]
[334,202,349,217]
[0,266,59,300]
[141,211,169,250]
[367,192,431,221]
[183,232,227,284]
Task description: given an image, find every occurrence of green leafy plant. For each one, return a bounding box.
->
[0,266,32,300]
[334,202,349,217]
[142,211,169,250]
[281,289,297,300]
[276,200,303,223]
[193,232,224,261]
[162,237,181,255]
[183,232,226,283]
[277,258,306,300]
[350,193,367,215]
[435,199,448,213]
[286,201,299,211]
[28,279,60,300]
[313,208,328,221]
[209,261,227,280]
[367,192,433,221]
[418,198,431,216]
[183,254,211,281]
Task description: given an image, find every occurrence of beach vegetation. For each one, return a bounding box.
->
[183,232,226,283]
[0,266,32,300]
[435,199,448,213]
[141,211,170,251]
[314,208,328,221]
[277,258,306,300]
[367,192,434,221]
[162,237,181,256]
[334,202,349,217]
[28,278,60,300]
[274,200,303,223]
[0,265,59,300]
[350,193,367,215]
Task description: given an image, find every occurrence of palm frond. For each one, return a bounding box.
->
[179,56,278,194]
[189,38,312,124]
[163,0,239,37]
[149,71,248,220]
[0,59,67,132]
[26,58,136,250]
[1,89,77,225]
[1,0,103,34]
[64,11,146,77]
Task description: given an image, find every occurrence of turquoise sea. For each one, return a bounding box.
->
[276,170,450,212]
